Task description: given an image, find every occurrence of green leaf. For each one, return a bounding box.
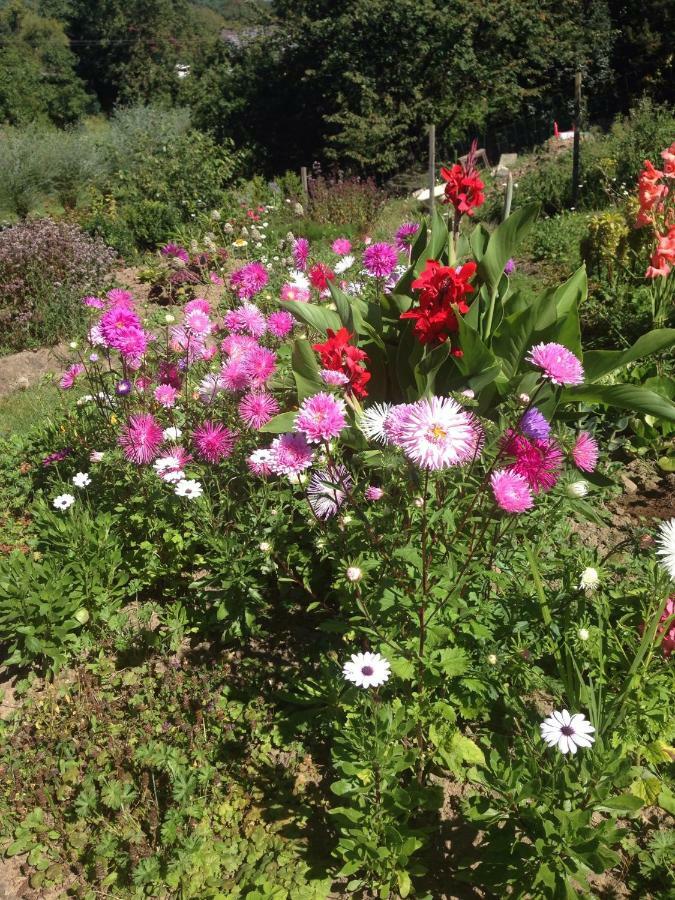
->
[258,411,297,434]
[435,647,469,677]
[583,329,675,382]
[451,315,501,391]
[562,384,675,422]
[594,793,644,814]
[397,870,412,898]
[291,338,323,402]
[477,203,539,295]
[279,299,342,335]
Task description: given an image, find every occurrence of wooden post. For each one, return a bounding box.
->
[300,166,308,203]
[572,72,582,209]
[428,124,436,217]
[502,172,513,221]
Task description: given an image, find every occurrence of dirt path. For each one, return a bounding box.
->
[0,345,67,400]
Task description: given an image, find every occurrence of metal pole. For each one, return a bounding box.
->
[300,166,308,203]
[502,172,513,221]
[572,72,582,209]
[428,124,436,217]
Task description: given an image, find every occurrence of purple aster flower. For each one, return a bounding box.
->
[116,379,132,396]
[395,222,420,253]
[230,261,270,300]
[363,242,399,279]
[519,407,551,441]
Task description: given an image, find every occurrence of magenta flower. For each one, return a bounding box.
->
[184,298,211,315]
[193,422,236,463]
[59,363,85,390]
[321,369,349,386]
[114,325,148,363]
[100,305,141,345]
[230,261,270,299]
[332,238,352,255]
[365,486,384,501]
[294,392,348,443]
[269,433,314,476]
[491,469,534,513]
[42,447,72,466]
[239,392,279,429]
[572,432,599,472]
[395,222,420,252]
[363,242,398,278]
[527,342,584,386]
[221,333,259,359]
[118,414,164,465]
[502,432,564,494]
[106,288,134,306]
[280,283,310,302]
[224,304,267,338]
[267,310,294,339]
[83,295,104,308]
[308,465,352,519]
[244,346,277,387]
[394,397,484,469]
[184,308,212,336]
[220,358,252,392]
[154,384,178,408]
[161,243,190,264]
[293,238,310,271]
[88,324,105,346]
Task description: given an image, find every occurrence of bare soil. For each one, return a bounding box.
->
[0,345,67,400]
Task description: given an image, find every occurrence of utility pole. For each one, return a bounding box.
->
[572,72,582,209]
[428,124,436,217]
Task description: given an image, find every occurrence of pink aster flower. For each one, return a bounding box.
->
[184,308,212,336]
[363,242,398,279]
[106,288,134,306]
[154,384,178,408]
[332,238,352,255]
[59,363,85,390]
[269,433,314,476]
[383,403,415,445]
[193,422,237,463]
[572,432,599,472]
[243,346,277,387]
[100,305,142,345]
[395,222,420,253]
[118,414,164,465]
[224,304,267,338]
[88,324,105,346]
[170,326,206,365]
[491,469,534,513]
[230,261,270,299]
[184,298,211,315]
[221,333,259,359]
[83,295,105,308]
[365,486,384,501]
[248,448,275,476]
[308,465,352,519]
[321,369,349,386]
[209,272,224,285]
[395,397,483,469]
[161,243,190,263]
[267,310,294,338]
[527,342,584,386]
[114,325,148,363]
[294,392,348,443]
[239,392,279,429]
[293,237,310,271]
[502,432,564,494]
[280,282,310,303]
[220,359,252,392]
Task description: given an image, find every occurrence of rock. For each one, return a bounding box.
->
[15,377,30,391]
[620,474,638,494]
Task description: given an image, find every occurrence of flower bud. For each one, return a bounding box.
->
[578,628,590,641]
[259,541,271,553]
[567,480,589,498]
[579,567,599,592]
[164,313,175,324]
[346,566,362,582]
[69,340,79,350]
[487,653,497,665]
[414,497,424,508]
[518,393,530,406]
[74,608,90,625]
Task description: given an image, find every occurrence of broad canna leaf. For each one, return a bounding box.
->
[563,383,675,421]
[290,338,323,402]
[583,328,675,382]
[279,299,341,335]
[477,203,539,296]
[258,411,298,434]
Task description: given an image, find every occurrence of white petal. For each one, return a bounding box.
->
[558,735,571,754]
[561,710,572,726]
[571,733,595,748]
[552,711,565,726]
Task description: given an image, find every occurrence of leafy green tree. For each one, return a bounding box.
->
[0,0,92,125]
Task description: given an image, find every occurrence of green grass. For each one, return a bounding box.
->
[0,381,62,440]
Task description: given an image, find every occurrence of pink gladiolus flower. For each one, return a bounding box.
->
[491,469,534,513]
[193,422,236,463]
[394,397,483,469]
[267,310,294,338]
[154,384,178,408]
[502,432,564,494]
[269,433,314,475]
[230,261,270,299]
[239,392,279,429]
[363,242,398,278]
[59,363,85,390]
[294,392,348,443]
[118,414,163,465]
[332,238,352,255]
[293,237,310,271]
[527,342,584,386]
[365,486,384,501]
[572,432,599,472]
[280,283,310,302]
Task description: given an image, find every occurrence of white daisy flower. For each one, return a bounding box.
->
[89,451,104,463]
[77,394,94,406]
[656,518,675,580]
[162,426,182,442]
[161,469,185,484]
[334,254,355,274]
[540,710,595,755]
[567,480,589,498]
[174,479,203,499]
[342,652,391,689]
[358,402,392,444]
[290,270,310,290]
[154,455,182,473]
[579,567,599,591]
[53,493,75,511]
[72,472,91,488]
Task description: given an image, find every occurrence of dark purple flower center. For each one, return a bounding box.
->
[561,725,575,736]
[361,665,374,676]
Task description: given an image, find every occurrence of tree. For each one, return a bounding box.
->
[0,0,92,125]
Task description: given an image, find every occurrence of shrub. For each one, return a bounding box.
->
[0,125,54,219]
[0,218,116,353]
[308,168,383,232]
